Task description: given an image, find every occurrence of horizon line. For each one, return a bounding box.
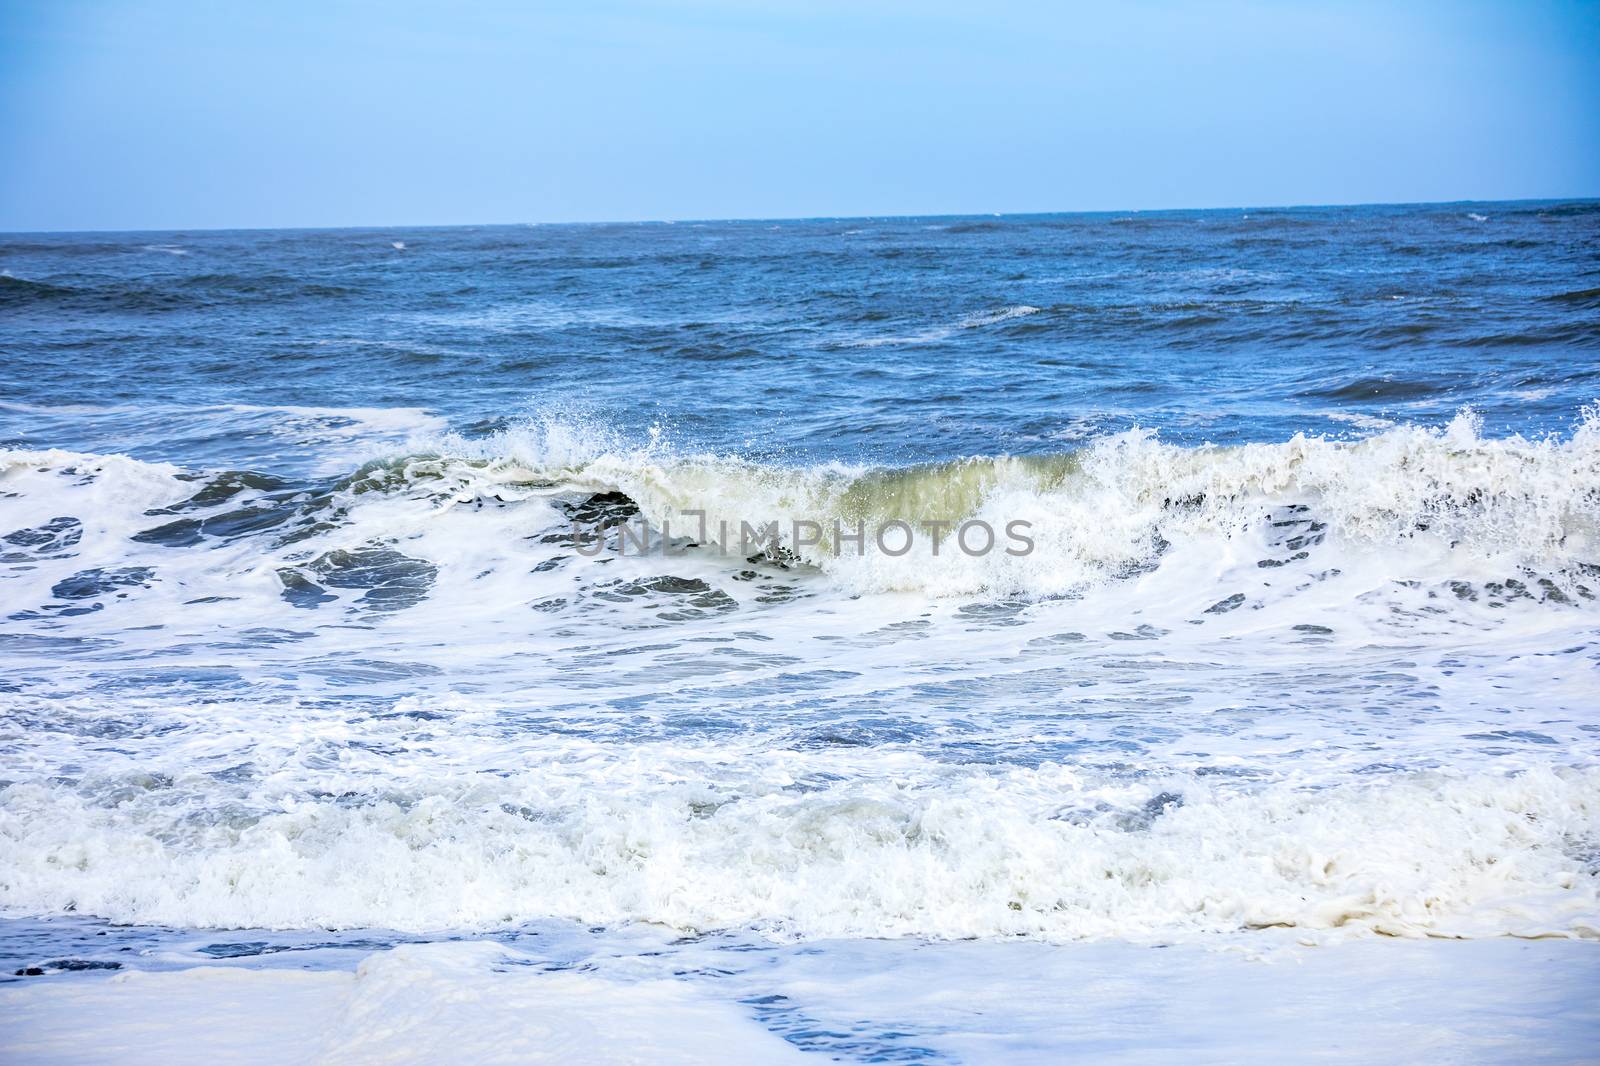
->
[3,194,1597,238]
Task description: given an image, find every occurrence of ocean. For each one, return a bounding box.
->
[2,201,1598,1061]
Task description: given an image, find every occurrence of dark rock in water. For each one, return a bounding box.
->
[50,566,154,600]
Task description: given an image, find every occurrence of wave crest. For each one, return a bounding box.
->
[376,409,1600,596]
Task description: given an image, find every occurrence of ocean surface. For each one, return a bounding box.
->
[2,201,1599,1061]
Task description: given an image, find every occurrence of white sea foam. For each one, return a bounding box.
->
[837,326,956,348]
[0,941,806,1064]
[840,304,1042,347]
[1324,411,1395,430]
[0,733,1595,939]
[959,304,1042,327]
[0,402,449,477]
[0,448,192,536]
[219,402,448,444]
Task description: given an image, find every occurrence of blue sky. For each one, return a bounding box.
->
[1,0,1596,230]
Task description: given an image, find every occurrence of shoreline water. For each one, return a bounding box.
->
[4,924,1597,1064]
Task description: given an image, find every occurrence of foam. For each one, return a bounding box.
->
[0,941,807,1064]
[2,750,1595,940]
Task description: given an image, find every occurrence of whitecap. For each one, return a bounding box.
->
[959,304,1042,328]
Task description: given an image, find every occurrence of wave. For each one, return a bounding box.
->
[837,304,1043,348]
[4,409,1598,603]
[0,274,78,304]
[368,408,1600,597]
[1546,286,1600,309]
[0,272,361,313]
[958,304,1042,328]
[0,754,1594,940]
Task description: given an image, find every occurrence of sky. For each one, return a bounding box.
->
[1,0,1597,231]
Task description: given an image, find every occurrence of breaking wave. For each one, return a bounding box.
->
[359,407,1600,596]
[1,747,1595,940]
[3,407,1598,603]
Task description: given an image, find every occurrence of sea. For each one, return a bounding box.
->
[1,201,1598,1062]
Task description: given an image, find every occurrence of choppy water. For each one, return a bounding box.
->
[2,201,1599,1059]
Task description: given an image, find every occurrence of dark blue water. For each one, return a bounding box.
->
[4,200,1597,470]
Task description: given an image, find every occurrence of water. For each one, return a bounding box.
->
[2,201,1599,1061]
